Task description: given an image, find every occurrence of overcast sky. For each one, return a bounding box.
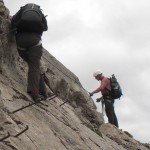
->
[4,0,150,143]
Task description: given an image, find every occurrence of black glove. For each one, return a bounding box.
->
[96,97,103,102]
[89,92,93,97]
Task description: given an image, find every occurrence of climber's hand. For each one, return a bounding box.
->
[89,92,94,97]
[96,97,103,102]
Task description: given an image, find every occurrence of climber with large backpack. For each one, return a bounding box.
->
[11,3,48,101]
[89,70,122,128]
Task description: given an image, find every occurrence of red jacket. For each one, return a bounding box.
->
[93,76,111,96]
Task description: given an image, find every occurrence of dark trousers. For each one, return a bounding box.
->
[18,46,43,94]
[104,99,119,128]
[16,33,46,96]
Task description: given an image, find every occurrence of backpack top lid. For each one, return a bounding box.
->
[24,3,40,7]
[12,3,48,32]
[21,3,40,10]
[21,4,42,22]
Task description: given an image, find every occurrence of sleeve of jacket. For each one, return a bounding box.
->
[93,78,108,93]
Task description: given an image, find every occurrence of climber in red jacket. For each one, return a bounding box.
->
[89,70,119,128]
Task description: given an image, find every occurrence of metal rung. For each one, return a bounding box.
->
[13,125,29,137]
[0,125,29,142]
[11,94,56,114]
[59,99,68,107]
[0,132,10,142]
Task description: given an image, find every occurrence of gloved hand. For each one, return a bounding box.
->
[89,92,94,97]
[96,97,103,102]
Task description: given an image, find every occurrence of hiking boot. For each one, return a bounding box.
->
[39,91,49,99]
[43,92,48,99]
[33,94,44,102]
[48,91,54,97]
[28,91,44,102]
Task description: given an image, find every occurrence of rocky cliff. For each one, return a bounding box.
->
[0,1,150,150]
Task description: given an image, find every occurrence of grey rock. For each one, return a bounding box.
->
[0,1,149,150]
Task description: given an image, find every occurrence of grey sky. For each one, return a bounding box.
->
[4,0,150,143]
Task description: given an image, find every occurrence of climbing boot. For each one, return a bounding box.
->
[28,91,44,102]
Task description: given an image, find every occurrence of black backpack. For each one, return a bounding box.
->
[109,74,123,99]
[12,3,48,32]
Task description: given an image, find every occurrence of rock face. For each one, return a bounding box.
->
[0,1,149,150]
